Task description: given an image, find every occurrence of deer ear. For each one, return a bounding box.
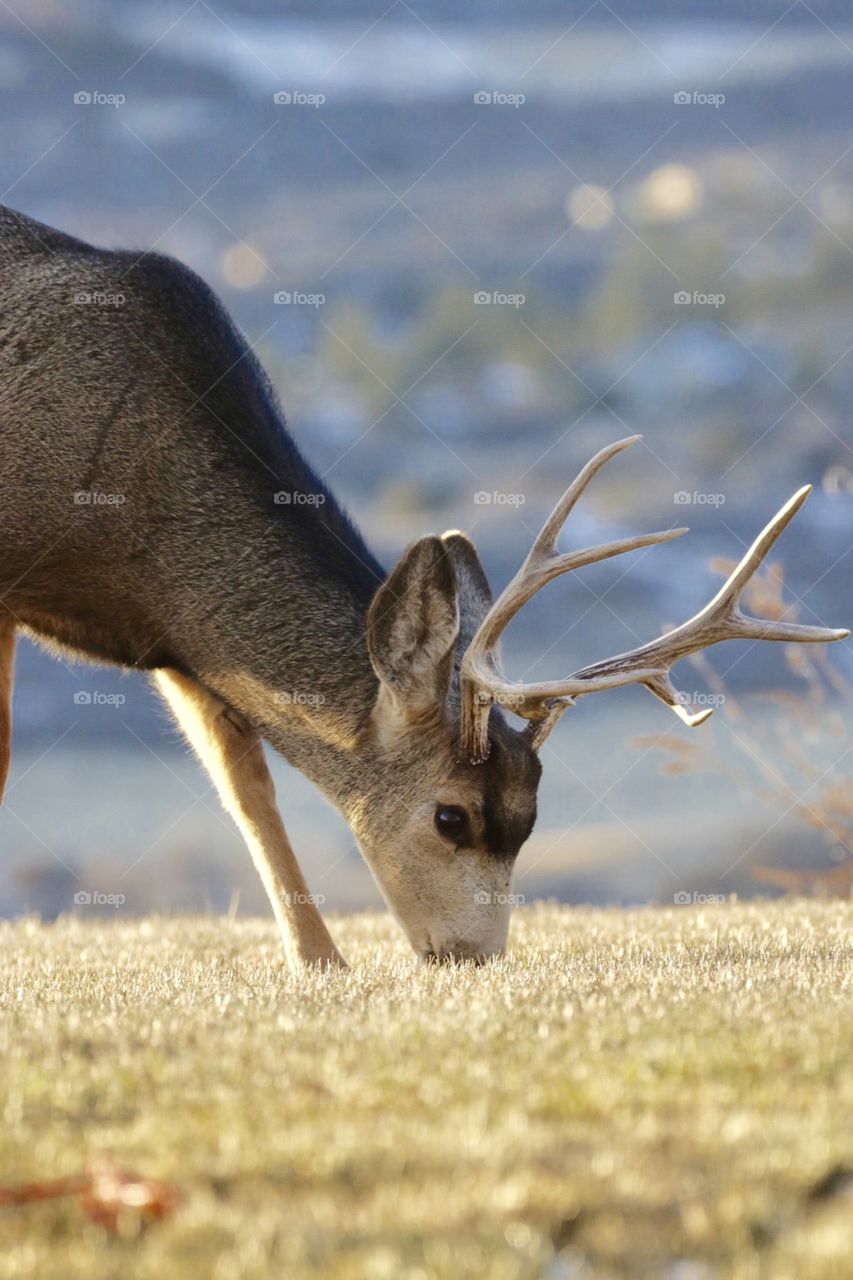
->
[440,531,493,654]
[367,536,459,721]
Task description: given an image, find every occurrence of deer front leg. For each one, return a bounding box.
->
[153,668,346,970]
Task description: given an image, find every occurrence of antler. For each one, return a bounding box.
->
[459,437,849,763]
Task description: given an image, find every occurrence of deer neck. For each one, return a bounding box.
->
[181,514,385,812]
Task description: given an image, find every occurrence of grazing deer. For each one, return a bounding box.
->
[0,205,848,968]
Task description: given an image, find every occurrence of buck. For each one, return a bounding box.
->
[0,205,848,968]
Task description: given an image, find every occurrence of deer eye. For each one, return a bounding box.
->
[434,805,469,844]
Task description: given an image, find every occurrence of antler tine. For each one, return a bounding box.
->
[530,434,642,558]
[459,435,689,762]
[696,485,843,641]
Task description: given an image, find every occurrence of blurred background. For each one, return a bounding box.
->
[1,0,852,922]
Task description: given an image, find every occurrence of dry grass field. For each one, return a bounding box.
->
[0,901,851,1280]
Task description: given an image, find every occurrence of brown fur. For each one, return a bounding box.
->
[0,205,543,965]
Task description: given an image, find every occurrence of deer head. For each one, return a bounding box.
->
[351,436,848,962]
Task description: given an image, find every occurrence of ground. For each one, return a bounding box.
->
[0,901,850,1280]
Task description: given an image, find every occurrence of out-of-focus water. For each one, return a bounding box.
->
[124,14,853,102]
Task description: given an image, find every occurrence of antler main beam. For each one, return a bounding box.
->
[459,439,849,763]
